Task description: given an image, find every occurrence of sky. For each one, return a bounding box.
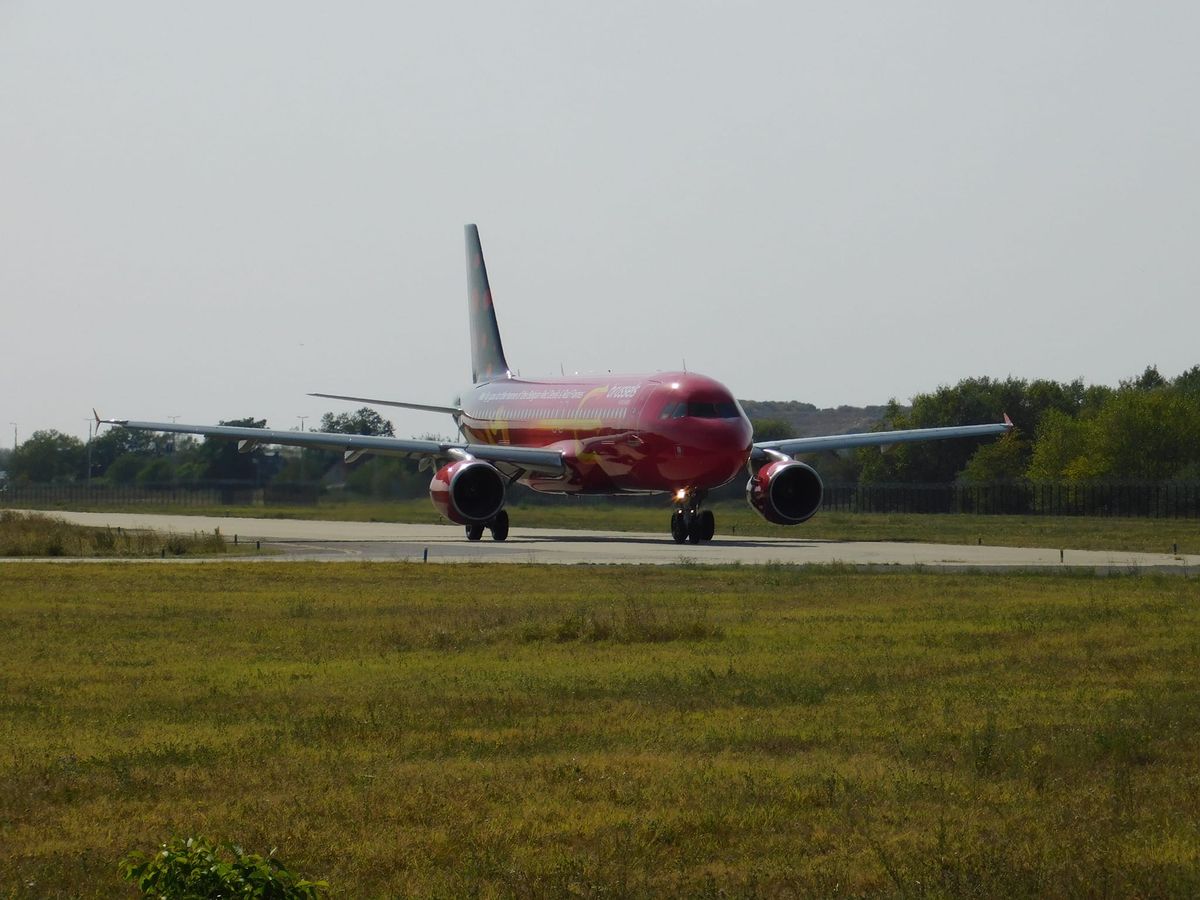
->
[2,2,1198,445]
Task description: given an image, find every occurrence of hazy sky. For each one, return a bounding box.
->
[3,2,1197,444]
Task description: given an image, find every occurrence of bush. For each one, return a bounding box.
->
[120,835,326,899]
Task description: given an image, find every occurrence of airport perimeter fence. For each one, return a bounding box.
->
[2,480,1199,519]
[0,482,321,509]
[821,481,1200,518]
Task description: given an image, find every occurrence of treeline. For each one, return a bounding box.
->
[740,364,1200,486]
[4,364,1198,495]
[850,364,1200,485]
[2,408,433,499]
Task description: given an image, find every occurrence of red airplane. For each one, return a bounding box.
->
[102,225,1011,544]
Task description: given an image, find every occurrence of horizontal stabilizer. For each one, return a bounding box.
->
[309,392,461,416]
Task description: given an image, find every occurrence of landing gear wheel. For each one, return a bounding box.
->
[465,523,485,541]
[687,517,702,544]
[699,510,715,542]
[670,512,687,544]
[489,509,510,542]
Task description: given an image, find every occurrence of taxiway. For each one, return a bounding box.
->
[11,510,1199,573]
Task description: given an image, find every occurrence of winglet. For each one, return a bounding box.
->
[1003,413,1014,428]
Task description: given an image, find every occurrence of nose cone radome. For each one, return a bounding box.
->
[646,374,753,490]
[671,417,752,488]
[657,412,748,489]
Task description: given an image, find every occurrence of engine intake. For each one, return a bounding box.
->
[429,459,506,525]
[747,459,823,525]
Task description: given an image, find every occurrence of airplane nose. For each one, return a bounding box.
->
[662,418,752,487]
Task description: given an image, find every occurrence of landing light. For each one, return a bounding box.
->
[674,488,688,502]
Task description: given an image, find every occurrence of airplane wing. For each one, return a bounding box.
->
[752,416,1013,461]
[96,417,565,474]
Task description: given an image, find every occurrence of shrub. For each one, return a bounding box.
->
[120,835,326,899]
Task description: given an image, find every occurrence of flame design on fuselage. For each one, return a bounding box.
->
[459,226,752,496]
[458,373,752,496]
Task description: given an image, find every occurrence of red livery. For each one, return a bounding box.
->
[102,225,1011,545]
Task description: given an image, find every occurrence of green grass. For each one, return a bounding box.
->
[2,563,1199,896]
[0,510,233,558]
[14,495,1200,554]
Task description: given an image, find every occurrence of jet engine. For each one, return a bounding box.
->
[746,459,823,525]
[429,459,506,525]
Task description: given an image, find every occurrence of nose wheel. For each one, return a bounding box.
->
[670,493,715,544]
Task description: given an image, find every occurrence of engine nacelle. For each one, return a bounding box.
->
[746,459,823,525]
[429,459,506,525]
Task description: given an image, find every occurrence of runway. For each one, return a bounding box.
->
[12,510,1199,573]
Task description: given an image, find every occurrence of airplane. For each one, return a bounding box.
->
[100,225,1012,544]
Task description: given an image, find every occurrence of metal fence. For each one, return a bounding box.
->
[821,481,1200,518]
[0,482,321,508]
[2,480,1199,518]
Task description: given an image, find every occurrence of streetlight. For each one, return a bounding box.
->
[297,416,309,483]
[84,418,94,487]
[8,423,15,450]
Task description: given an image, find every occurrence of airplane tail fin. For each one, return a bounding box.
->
[465,224,511,384]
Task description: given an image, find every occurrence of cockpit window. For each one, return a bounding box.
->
[659,400,741,419]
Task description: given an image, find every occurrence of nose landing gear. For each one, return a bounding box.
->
[669,492,715,544]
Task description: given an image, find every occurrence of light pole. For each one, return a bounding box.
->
[297,416,309,483]
[84,418,93,487]
[8,423,15,451]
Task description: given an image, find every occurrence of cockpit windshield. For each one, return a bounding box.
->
[659,399,741,420]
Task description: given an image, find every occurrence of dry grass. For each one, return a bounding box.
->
[0,510,228,558]
[1,563,1198,896]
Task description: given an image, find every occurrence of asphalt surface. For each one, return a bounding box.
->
[9,510,1199,573]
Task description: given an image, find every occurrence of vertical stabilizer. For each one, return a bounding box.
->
[465,224,511,384]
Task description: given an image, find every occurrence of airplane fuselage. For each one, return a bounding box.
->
[457,371,753,495]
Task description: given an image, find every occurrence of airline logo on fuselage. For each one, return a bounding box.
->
[476,383,643,406]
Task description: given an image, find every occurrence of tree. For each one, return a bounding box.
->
[107,454,146,485]
[749,418,794,443]
[194,418,269,482]
[9,430,86,484]
[1083,387,1200,480]
[136,457,175,485]
[89,427,175,479]
[1174,365,1200,396]
[1125,364,1167,391]
[1027,409,1089,480]
[857,376,1099,484]
[958,432,1030,483]
[1028,381,1200,481]
[319,407,394,436]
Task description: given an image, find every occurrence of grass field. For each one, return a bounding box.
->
[10,496,1200,554]
[2,563,1198,896]
[0,510,233,558]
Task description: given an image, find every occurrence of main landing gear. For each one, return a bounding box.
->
[466,509,509,542]
[670,492,715,544]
